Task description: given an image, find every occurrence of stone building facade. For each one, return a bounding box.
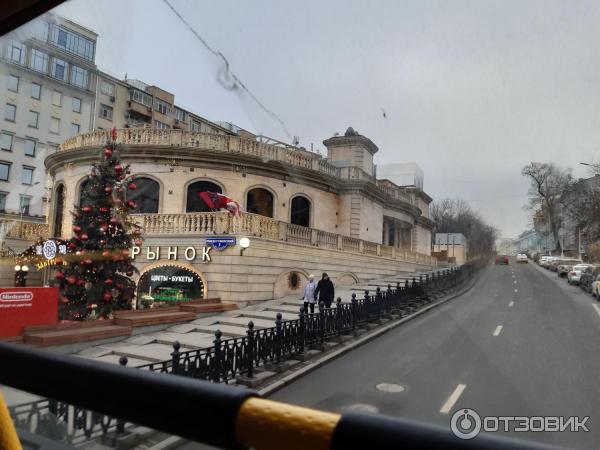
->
[45,127,436,304]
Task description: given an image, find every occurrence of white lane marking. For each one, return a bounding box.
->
[440,384,466,414]
[514,289,518,293]
[593,304,600,318]
[513,280,517,284]
[509,301,514,307]
[493,325,503,336]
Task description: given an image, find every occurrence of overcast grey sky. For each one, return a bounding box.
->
[50,0,600,237]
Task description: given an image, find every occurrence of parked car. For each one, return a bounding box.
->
[556,260,581,277]
[516,254,528,263]
[495,254,509,265]
[579,266,600,294]
[557,264,572,277]
[539,256,556,267]
[567,264,594,284]
[592,275,600,298]
[548,257,577,272]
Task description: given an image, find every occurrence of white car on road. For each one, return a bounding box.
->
[516,254,528,263]
[567,264,594,284]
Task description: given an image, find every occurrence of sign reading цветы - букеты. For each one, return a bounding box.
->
[131,245,212,262]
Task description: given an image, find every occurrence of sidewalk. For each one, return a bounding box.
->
[70,271,432,369]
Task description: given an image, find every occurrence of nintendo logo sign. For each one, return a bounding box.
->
[0,291,34,302]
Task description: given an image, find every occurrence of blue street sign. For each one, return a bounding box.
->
[206,237,236,251]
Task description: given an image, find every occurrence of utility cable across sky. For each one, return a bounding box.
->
[162,0,292,139]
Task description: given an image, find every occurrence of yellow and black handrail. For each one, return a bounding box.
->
[0,342,565,450]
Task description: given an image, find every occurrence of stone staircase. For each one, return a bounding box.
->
[22,298,237,347]
[70,268,448,369]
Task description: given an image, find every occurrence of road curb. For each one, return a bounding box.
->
[260,265,490,396]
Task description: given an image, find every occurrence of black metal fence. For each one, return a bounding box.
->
[6,262,484,448]
[136,262,482,383]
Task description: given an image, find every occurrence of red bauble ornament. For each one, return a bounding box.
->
[102,250,110,257]
[68,242,77,249]
[80,233,89,241]
[121,249,129,256]
[117,187,125,193]
[128,182,137,190]
[84,258,93,265]
[82,205,92,213]
[66,275,76,285]
[126,271,133,277]
[103,148,113,158]
[116,283,124,290]
[127,200,137,209]
[114,164,123,173]
[105,279,114,285]
[134,239,142,246]
[111,127,117,141]
[73,225,81,233]
[103,292,112,301]
[55,271,64,279]
[77,279,85,286]
[60,296,70,304]
[109,217,118,225]
[104,186,113,194]
[99,207,109,213]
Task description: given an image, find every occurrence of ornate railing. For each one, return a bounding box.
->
[342,236,361,253]
[316,230,338,250]
[0,220,50,241]
[131,212,437,265]
[135,262,482,383]
[363,241,378,256]
[59,129,422,209]
[59,129,341,179]
[9,398,123,446]
[286,223,311,245]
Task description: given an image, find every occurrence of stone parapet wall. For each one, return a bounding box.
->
[134,234,435,306]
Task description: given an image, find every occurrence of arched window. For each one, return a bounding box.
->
[247,188,274,218]
[127,177,159,213]
[78,178,92,207]
[290,195,310,227]
[187,181,222,212]
[53,184,65,237]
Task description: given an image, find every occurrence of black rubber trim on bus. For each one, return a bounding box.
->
[0,342,257,450]
[330,412,569,450]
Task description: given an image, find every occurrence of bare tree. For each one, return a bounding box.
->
[562,174,600,250]
[431,198,498,257]
[521,162,572,252]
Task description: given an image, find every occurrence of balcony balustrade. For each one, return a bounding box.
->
[130,211,436,265]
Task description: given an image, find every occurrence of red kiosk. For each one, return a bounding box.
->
[0,239,64,338]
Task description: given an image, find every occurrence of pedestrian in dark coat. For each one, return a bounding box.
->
[315,272,335,308]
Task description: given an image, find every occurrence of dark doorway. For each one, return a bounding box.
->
[247,188,274,217]
[290,195,310,227]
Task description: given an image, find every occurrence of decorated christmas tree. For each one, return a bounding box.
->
[55,128,142,320]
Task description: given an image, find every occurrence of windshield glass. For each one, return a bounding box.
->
[1,2,600,450]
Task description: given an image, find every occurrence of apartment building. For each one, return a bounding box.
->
[93,74,232,135]
[0,14,98,219]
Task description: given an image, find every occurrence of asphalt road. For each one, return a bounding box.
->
[269,259,600,449]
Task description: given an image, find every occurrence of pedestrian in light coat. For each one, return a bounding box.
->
[315,272,335,308]
[303,274,317,313]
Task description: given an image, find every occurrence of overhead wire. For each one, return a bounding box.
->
[162,0,292,139]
